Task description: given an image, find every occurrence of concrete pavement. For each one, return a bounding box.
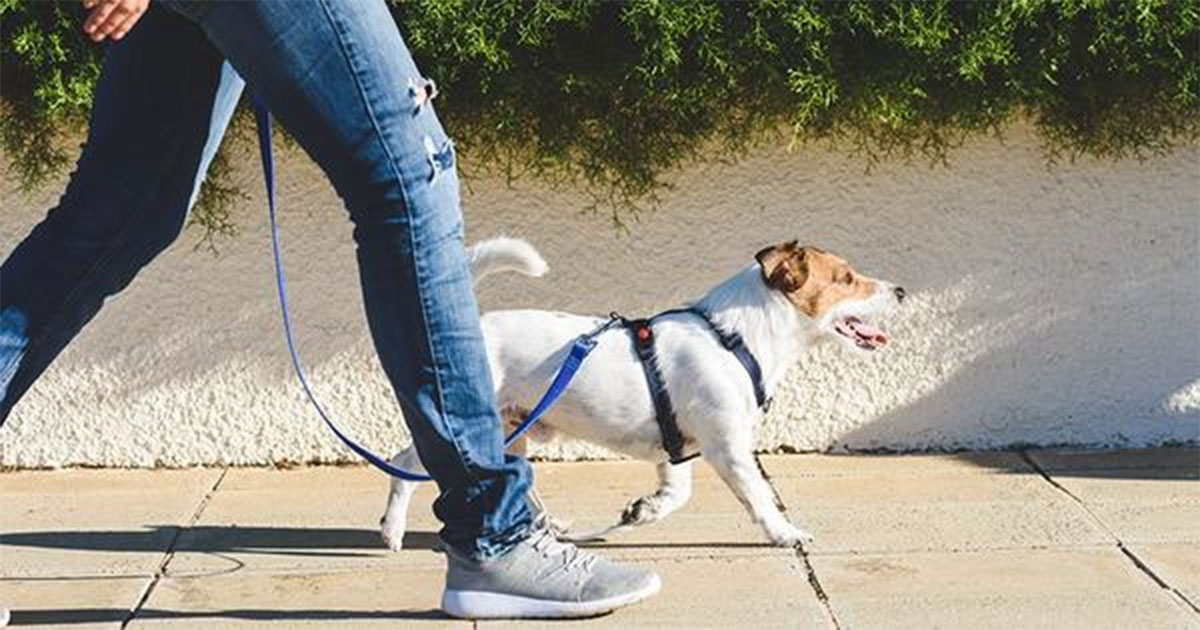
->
[1,448,1197,629]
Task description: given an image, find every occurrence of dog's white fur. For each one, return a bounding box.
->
[380,237,902,549]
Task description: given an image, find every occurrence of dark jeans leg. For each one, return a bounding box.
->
[0,6,241,422]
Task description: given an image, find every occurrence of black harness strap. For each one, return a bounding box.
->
[618,307,771,465]
[685,308,771,411]
[624,318,696,464]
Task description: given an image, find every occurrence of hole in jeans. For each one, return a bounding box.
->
[408,77,438,114]
[424,135,455,184]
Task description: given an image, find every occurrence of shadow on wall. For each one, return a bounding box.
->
[765,150,1200,452]
[833,265,1199,450]
[465,129,1200,455]
[1,122,1196,466]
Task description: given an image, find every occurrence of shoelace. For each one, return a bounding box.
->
[528,526,599,573]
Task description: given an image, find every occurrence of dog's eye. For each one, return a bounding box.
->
[841,272,854,285]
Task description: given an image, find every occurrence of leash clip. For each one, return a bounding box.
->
[576,334,600,352]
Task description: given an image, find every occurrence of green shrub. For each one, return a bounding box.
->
[2,0,1197,238]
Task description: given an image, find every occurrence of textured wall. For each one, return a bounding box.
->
[2,122,1197,468]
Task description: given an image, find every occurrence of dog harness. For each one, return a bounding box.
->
[614,307,772,464]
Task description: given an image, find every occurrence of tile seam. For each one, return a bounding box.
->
[1019,450,1199,616]
[120,467,229,629]
[757,455,842,630]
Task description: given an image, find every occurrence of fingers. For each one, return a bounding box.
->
[83,0,120,39]
[82,0,148,42]
[108,3,146,41]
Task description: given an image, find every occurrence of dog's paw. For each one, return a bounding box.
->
[379,516,406,552]
[621,495,664,526]
[768,524,814,548]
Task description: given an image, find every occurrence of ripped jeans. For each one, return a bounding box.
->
[0,0,533,559]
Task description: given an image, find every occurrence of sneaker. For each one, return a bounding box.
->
[441,523,661,619]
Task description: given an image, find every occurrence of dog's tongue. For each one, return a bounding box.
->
[850,318,889,346]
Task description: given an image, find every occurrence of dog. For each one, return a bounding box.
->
[380,237,904,548]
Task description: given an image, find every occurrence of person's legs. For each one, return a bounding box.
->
[0,6,243,422]
[164,0,534,559]
[162,1,659,617]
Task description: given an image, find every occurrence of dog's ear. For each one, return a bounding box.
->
[755,241,808,293]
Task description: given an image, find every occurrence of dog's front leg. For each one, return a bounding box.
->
[380,445,425,551]
[705,445,812,547]
[621,460,693,527]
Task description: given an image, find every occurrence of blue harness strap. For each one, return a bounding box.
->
[252,101,604,481]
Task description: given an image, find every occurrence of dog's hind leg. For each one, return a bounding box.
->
[380,445,425,552]
[619,460,693,528]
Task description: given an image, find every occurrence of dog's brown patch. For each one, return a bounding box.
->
[755,241,878,318]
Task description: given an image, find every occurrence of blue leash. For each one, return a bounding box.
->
[252,101,609,481]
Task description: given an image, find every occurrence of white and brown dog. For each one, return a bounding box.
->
[381,237,904,548]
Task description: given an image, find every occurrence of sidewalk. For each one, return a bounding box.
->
[2,448,1197,629]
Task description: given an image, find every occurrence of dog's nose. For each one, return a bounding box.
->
[894,286,906,303]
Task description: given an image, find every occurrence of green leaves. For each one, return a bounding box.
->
[1,0,1196,237]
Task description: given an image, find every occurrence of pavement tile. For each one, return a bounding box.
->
[1027,447,1200,472]
[813,547,1200,630]
[767,471,1107,554]
[481,554,829,630]
[533,461,791,559]
[126,567,466,629]
[0,575,150,630]
[1048,468,1200,543]
[0,469,223,578]
[165,467,444,576]
[1129,543,1200,608]
[760,452,1031,478]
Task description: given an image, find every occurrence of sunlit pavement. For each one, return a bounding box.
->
[2,447,1197,629]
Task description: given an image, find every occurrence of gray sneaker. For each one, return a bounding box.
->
[441,525,661,619]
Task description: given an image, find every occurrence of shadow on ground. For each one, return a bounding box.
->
[8,607,450,627]
[803,449,1199,481]
[0,526,439,555]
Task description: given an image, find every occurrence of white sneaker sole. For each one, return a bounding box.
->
[441,574,661,619]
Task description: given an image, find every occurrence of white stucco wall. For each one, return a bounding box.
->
[1,122,1197,468]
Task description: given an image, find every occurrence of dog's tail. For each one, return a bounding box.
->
[467,236,548,284]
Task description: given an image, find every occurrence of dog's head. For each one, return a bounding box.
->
[756,241,905,352]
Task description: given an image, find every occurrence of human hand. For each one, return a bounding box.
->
[82,0,149,42]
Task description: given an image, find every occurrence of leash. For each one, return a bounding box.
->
[252,101,609,481]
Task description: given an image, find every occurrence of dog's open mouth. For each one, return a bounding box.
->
[834,316,889,350]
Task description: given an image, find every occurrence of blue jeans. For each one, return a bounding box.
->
[0,0,533,559]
